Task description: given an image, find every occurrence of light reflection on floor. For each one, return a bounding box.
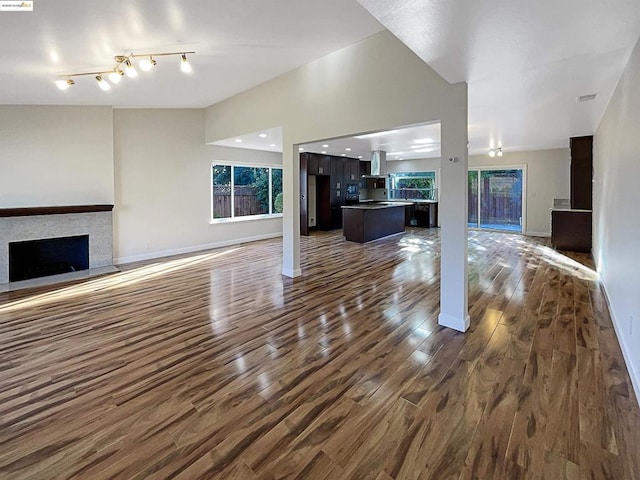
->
[0,248,239,313]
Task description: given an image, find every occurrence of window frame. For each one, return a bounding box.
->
[389,170,438,201]
[210,162,283,224]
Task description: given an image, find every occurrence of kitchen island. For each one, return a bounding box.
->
[342,202,411,243]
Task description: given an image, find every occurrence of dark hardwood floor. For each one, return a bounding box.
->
[0,229,638,479]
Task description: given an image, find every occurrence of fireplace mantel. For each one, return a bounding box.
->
[0,204,114,218]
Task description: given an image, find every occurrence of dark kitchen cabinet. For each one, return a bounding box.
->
[346,159,359,182]
[331,158,345,189]
[301,153,360,233]
[306,153,330,176]
[330,189,343,229]
[570,136,593,210]
[300,153,309,236]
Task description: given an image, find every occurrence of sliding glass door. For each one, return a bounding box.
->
[468,168,523,232]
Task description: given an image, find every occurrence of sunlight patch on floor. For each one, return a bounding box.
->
[0,248,240,313]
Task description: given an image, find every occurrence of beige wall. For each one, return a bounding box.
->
[594,36,640,397]
[387,148,570,236]
[0,106,114,208]
[113,109,282,263]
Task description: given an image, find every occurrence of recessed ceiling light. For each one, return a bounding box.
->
[269,144,276,147]
[235,138,242,143]
[321,151,327,154]
[358,155,363,159]
[322,144,329,148]
[259,133,268,138]
[345,148,351,151]
[412,138,434,144]
[341,153,346,156]
[298,147,304,151]
[388,151,403,155]
[354,130,397,139]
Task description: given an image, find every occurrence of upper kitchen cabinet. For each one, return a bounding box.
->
[570,136,593,210]
[331,157,345,189]
[306,153,330,176]
[346,159,359,182]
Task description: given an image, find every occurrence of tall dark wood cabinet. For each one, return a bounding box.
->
[551,135,593,252]
[300,153,370,235]
[300,153,309,236]
[570,136,593,210]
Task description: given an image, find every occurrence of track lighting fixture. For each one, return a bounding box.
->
[54,51,195,91]
[95,75,111,91]
[124,59,138,77]
[108,69,124,84]
[139,56,157,71]
[180,54,192,73]
[488,147,503,157]
[55,78,74,90]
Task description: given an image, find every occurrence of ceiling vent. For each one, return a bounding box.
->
[577,93,598,102]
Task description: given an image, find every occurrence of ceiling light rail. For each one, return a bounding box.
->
[55,51,195,91]
[488,147,503,157]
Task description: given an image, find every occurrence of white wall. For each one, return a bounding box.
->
[204,29,470,330]
[113,109,282,264]
[387,148,570,236]
[0,106,114,207]
[593,37,640,398]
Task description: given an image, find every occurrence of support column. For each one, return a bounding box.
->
[282,136,301,278]
[438,99,470,331]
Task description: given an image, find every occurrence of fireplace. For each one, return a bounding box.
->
[0,205,116,290]
[9,235,90,282]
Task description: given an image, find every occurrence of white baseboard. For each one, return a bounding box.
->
[525,231,551,238]
[114,232,282,265]
[601,283,640,406]
[282,267,302,278]
[438,313,470,332]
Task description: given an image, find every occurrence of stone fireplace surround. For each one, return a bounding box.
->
[0,205,116,291]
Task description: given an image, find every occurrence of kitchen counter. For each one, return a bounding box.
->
[341,203,406,243]
[342,201,414,210]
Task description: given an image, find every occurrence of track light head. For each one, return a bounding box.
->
[95,75,111,91]
[488,147,503,157]
[180,53,192,73]
[108,69,124,84]
[139,56,157,71]
[124,59,138,77]
[55,78,74,90]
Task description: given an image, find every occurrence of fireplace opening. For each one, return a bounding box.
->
[9,235,89,282]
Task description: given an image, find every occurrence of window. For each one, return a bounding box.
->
[212,164,283,221]
[389,171,437,200]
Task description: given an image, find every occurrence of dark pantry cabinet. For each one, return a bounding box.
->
[300,152,370,235]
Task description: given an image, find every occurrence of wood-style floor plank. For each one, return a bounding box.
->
[0,229,638,479]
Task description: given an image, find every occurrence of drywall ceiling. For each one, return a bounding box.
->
[2,1,639,155]
[210,123,441,161]
[357,0,640,154]
[0,0,384,107]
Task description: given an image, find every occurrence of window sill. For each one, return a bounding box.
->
[210,214,283,225]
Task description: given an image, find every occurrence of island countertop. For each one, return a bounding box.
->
[341,201,413,210]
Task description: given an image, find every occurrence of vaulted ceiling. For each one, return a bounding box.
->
[1,0,639,155]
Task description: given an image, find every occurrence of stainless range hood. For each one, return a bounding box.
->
[369,150,387,176]
[360,150,389,201]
